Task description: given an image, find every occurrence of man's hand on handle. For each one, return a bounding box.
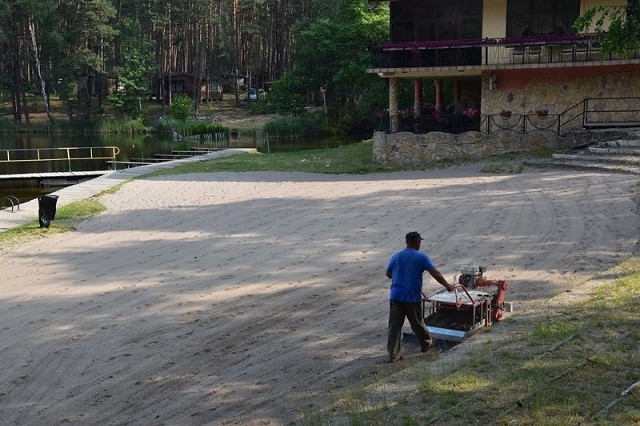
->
[427,268,455,292]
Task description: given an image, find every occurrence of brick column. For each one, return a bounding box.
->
[389,77,399,133]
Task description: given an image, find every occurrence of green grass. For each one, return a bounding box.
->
[299,258,640,425]
[94,118,153,134]
[479,148,553,174]
[0,198,105,245]
[144,140,555,178]
[55,198,106,220]
[154,117,228,137]
[143,140,401,176]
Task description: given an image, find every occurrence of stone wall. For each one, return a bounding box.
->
[481,68,640,126]
[372,130,564,166]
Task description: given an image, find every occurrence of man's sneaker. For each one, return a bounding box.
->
[386,355,403,363]
[421,339,434,352]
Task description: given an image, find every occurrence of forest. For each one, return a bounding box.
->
[0,0,393,133]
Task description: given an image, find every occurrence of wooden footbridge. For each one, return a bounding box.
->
[109,147,228,169]
[0,146,228,186]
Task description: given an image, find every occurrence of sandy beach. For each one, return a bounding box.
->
[0,165,637,425]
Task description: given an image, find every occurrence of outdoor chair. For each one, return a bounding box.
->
[526,45,541,63]
[511,46,525,64]
[573,43,590,61]
[559,44,575,62]
[587,42,601,60]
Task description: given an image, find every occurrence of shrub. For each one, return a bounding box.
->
[170,95,194,122]
[263,113,331,138]
[188,122,227,135]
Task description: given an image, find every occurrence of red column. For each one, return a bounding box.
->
[414,79,423,117]
[435,79,443,111]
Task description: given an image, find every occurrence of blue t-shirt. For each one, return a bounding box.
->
[386,248,436,302]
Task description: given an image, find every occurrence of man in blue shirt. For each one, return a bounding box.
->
[385,231,454,363]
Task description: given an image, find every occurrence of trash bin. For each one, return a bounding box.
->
[38,194,59,228]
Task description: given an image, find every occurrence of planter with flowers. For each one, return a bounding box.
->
[529,108,556,131]
[499,109,514,126]
[500,109,512,119]
[536,109,549,118]
[463,107,478,118]
[460,107,480,131]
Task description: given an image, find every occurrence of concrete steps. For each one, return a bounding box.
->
[527,131,640,175]
[553,153,640,165]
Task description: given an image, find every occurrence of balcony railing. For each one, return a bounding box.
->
[377,97,640,135]
[369,34,639,69]
[377,112,480,134]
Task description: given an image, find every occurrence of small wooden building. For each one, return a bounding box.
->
[153,73,223,102]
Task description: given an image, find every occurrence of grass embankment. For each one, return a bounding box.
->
[0,198,105,251]
[0,182,124,247]
[146,140,393,176]
[1,140,637,425]
[144,140,541,177]
[301,257,640,425]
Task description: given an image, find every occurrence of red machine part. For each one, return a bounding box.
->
[457,275,510,322]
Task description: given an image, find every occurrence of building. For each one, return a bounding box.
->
[368,0,640,135]
[153,73,224,103]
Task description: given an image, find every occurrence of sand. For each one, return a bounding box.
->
[0,165,637,425]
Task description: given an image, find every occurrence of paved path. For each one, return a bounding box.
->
[0,148,255,231]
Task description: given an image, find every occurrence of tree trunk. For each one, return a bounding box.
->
[10,20,23,124]
[232,0,241,106]
[21,86,30,125]
[28,18,52,121]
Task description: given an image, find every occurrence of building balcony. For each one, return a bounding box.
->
[367,34,640,77]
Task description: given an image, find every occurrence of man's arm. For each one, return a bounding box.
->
[427,268,454,292]
[386,270,392,279]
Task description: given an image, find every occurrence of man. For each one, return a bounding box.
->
[385,231,454,363]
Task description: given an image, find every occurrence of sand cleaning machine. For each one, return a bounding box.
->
[422,264,510,342]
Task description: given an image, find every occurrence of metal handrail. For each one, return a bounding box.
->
[486,113,562,134]
[583,97,640,126]
[487,113,525,134]
[0,146,120,172]
[558,100,585,134]
[0,195,20,212]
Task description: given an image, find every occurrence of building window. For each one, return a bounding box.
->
[171,81,185,93]
[507,0,580,37]
[390,0,482,42]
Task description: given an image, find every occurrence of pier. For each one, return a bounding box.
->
[0,146,228,184]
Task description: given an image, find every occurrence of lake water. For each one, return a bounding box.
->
[0,132,364,203]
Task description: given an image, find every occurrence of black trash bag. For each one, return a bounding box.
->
[38,194,59,228]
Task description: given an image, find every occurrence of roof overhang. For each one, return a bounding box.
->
[368,67,483,79]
